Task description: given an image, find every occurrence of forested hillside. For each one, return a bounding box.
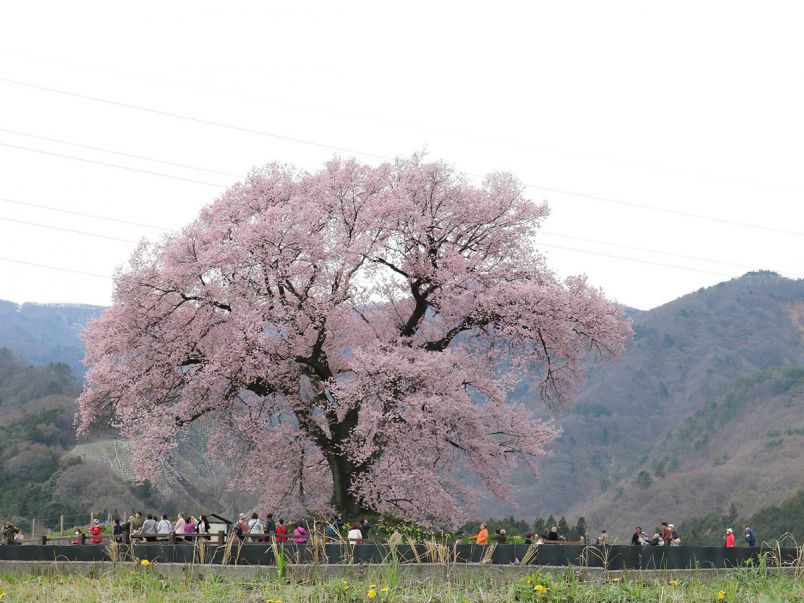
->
[0,349,153,531]
[502,271,804,540]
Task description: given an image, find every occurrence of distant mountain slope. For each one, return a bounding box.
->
[575,364,804,540]
[501,271,804,535]
[0,300,103,376]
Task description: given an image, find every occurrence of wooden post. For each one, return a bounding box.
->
[80,533,86,545]
[217,530,225,545]
[60,515,64,535]
[41,534,47,545]
[31,518,36,541]
[90,511,94,525]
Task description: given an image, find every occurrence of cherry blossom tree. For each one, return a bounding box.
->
[77,155,631,525]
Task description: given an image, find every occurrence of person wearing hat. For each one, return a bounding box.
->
[496,528,507,544]
[725,528,735,548]
[89,519,103,544]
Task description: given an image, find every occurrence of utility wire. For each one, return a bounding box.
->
[0,215,139,243]
[0,256,112,279]
[2,75,800,237]
[2,194,799,278]
[0,126,241,178]
[0,197,780,274]
[5,48,804,197]
[536,242,739,278]
[2,210,757,281]
[0,196,173,231]
[520,182,804,237]
[539,230,773,273]
[0,141,226,188]
[0,76,389,160]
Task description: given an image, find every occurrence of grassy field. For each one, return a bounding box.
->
[0,567,802,602]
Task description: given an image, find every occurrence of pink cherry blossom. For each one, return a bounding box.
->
[77,155,631,526]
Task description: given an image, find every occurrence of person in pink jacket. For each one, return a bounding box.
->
[292,521,308,544]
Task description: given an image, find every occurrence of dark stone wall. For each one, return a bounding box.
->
[0,543,795,569]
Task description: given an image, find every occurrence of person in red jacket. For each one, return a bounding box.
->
[89,519,103,544]
[725,528,735,548]
[275,519,288,543]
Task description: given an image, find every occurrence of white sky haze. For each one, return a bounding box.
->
[0,1,802,309]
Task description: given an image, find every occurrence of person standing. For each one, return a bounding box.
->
[725,528,735,547]
[631,527,644,546]
[3,520,19,545]
[113,518,124,543]
[198,515,211,539]
[292,521,308,544]
[157,514,172,539]
[89,519,103,544]
[174,514,187,541]
[264,513,277,541]
[661,522,672,546]
[141,514,158,542]
[275,519,288,543]
[468,523,489,545]
[744,525,756,548]
[131,512,144,536]
[248,512,263,542]
[359,518,371,540]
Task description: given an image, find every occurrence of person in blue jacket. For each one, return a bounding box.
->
[744,525,756,548]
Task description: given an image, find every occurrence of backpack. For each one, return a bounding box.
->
[234,522,244,538]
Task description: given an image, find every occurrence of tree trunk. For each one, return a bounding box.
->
[326,453,363,516]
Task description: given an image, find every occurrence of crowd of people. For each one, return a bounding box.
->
[65,511,376,545]
[3,513,760,549]
[628,523,757,548]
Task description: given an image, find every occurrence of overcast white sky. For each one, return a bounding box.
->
[0,1,802,310]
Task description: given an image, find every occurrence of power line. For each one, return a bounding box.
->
[2,210,757,281]
[6,48,803,197]
[0,126,241,178]
[0,192,780,274]
[2,75,800,238]
[0,196,172,231]
[0,256,112,279]
[0,76,390,160]
[539,230,773,273]
[520,182,804,237]
[536,242,740,278]
[0,215,139,243]
[0,140,226,187]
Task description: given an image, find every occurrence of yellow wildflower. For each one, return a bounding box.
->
[370,584,377,588]
[368,590,377,599]
[717,591,726,601]
[668,579,679,586]
[140,559,150,566]
[613,577,621,583]
[527,576,532,583]
[381,587,389,593]
[0,593,6,600]
[534,583,548,594]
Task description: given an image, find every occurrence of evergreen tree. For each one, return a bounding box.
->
[558,516,570,537]
[574,516,588,540]
[533,517,546,535]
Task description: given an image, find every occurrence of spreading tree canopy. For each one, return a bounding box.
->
[78,156,631,525]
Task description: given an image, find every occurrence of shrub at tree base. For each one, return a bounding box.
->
[77,155,630,525]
